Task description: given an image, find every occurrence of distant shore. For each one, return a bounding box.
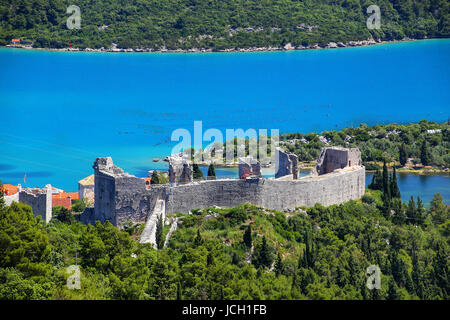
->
[2,37,444,54]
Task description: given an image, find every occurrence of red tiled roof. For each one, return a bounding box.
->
[52,192,79,200]
[52,198,72,210]
[2,184,18,196]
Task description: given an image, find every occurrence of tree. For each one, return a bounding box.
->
[429,193,448,225]
[411,249,424,298]
[368,169,383,191]
[406,196,416,224]
[433,241,449,298]
[399,144,408,166]
[391,198,406,224]
[207,163,216,180]
[416,197,425,226]
[243,225,252,248]
[151,170,160,185]
[194,229,203,246]
[382,161,391,216]
[72,198,88,213]
[388,278,401,300]
[156,214,164,249]
[252,236,273,269]
[420,140,431,166]
[390,166,401,199]
[55,206,76,224]
[274,253,283,276]
[192,164,205,181]
[0,201,52,279]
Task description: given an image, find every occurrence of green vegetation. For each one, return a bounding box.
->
[0,181,448,300]
[207,163,216,180]
[151,170,168,185]
[192,163,205,181]
[0,0,448,50]
[281,120,450,168]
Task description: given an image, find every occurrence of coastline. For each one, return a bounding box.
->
[2,37,445,54]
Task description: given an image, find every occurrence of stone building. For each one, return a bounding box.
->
[78,174,95,203]
[18,185,52,223]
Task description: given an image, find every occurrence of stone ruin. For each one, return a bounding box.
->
[275,147,299,179]
[18,184,53,223]
[168,154,193,185]
[312,147,361,176]
[238,156,262,179]
[83,147,365,229]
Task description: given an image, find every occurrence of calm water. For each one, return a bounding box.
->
[365,172,449,206]
[0,39,449,197]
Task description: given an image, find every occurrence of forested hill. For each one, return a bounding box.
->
[0,0,449,50]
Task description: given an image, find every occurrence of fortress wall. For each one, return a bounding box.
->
[94,172,117,225]
[92,167,365,226]
[260,167,365,210]
[165,178,264,214]
[90,151,365,227]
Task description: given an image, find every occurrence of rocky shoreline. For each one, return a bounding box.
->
[3,37,429,54]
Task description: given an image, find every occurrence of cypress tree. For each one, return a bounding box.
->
[382,161,390,199]
[382,161,391,217]
[155,214,164,249]
[194,229,203,246]
[274,253,283,276]
[207,163,216,180]
[399,144,408,166]
[416,197,425,226]
[368,169,383,191]
[192,163,205,181]
[390,167,401,199]
[391,198,405,225]
[388,279,401,300]
[177,281,183,300]
[420,140,431,166]
[411,249,424,299]
[151,170,160,185]
[243,225,252,248]
[406,196,416,224]
[260,236,272,268]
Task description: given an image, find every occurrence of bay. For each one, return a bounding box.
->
[0,39,449,197]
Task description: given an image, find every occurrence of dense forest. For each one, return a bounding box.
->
[280,120,449,169]
[0,0,449,49]
[0,180,448,300]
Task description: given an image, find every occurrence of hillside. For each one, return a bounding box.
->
[0,185,448,300]
[0,0,449,50]
[280,120,450,169]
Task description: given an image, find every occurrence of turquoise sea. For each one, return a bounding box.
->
[0,39,449,200]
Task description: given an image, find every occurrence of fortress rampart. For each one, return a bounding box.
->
[84,147,365,226]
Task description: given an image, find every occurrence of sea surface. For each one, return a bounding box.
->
[0,39,449,201]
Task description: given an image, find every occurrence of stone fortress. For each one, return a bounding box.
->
[81,147,365,237]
